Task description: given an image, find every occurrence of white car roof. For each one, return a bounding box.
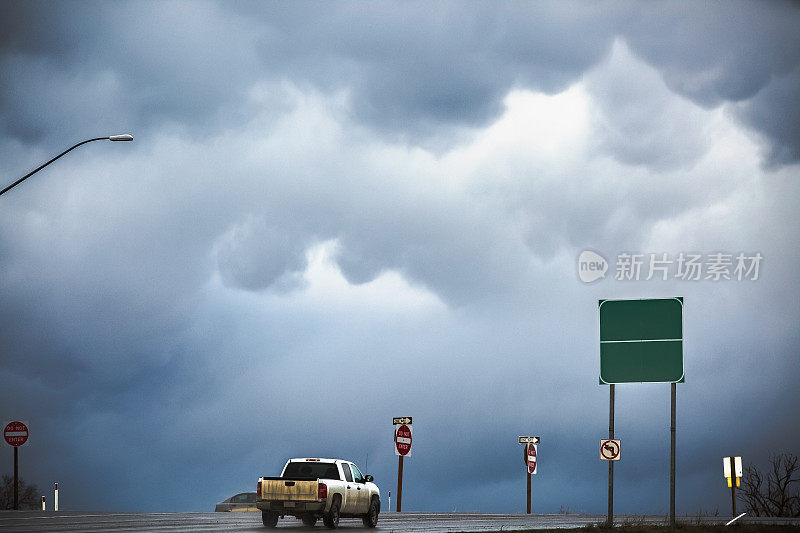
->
[289,458,347,463]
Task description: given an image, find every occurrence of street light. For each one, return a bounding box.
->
[0,134,134,197]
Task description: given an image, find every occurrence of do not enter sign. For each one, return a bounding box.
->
[4,421,28,447]
[525,443,537,474]
[395,424,412,456]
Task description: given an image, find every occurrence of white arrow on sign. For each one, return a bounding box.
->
[518,436,540,444]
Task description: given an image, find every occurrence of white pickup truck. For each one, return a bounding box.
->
[257,458,380,529]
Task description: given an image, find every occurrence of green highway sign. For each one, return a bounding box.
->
[599,297,684,384]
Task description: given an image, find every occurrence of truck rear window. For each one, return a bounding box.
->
[282,462,341,481]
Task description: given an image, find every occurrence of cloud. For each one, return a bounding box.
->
[5,2,796,164]
[734,66,800,167]
[0,1,798,516]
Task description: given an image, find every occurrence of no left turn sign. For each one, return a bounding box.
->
[600,439,621,461]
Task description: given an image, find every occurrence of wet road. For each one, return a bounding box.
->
[1,511,797,532]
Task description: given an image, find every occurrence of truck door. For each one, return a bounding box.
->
[340,462,357,514]
[349,463,369,514]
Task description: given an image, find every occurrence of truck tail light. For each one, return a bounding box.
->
[257,480,262,497]
[318,482,327,499]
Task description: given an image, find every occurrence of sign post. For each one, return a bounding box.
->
[608,385,614,527]
[4,421,29,511]
[600,434,621,525]
[519,436,539,514]
[599,298,684,533]
[723,456,742,516]
[393,418,412,512]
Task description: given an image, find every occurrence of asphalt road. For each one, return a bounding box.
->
[1,511,798,532]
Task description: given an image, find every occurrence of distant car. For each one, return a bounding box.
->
[215,492,259,512]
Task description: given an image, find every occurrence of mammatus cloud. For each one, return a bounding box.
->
[2,2,798,162]
[1,0,798,515]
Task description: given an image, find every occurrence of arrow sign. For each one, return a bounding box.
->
[393,417,412,425]
[518,436,540,444]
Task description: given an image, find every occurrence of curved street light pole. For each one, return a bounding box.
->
[0,134,134,197]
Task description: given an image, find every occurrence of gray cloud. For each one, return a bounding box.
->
[1,0,798,517]
[4,1,797,162]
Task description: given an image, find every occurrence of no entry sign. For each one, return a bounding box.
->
[525,443,537,474]
[395,424,412,456]
[4,421,28,447]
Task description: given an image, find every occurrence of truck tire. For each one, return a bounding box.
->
[323,496,340,529]
[301,514,318,527]
[362,497,379,528]
[261,510,279,528]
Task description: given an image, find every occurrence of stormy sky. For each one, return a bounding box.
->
[1,0,798,515]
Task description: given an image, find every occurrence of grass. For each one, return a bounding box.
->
[453,524,800,533]
[581,526,800,533]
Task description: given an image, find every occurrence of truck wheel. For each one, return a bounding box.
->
[362,497,379,528]
[323,497,340,529]
[301,514,318,526]
[261,510,279,528]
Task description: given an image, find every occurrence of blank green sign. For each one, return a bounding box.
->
[599,298,684,384]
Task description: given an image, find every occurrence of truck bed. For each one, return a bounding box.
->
[260,477,320,502]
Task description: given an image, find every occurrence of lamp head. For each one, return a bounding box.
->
[109,134,134,141]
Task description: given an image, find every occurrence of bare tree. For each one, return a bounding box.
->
[738,453,800,517]
[0,475,40,510]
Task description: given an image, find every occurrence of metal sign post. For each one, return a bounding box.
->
[608,385,615,527]
[671,384,676,532]
[397,455,404,512]
[599,298,684,533]
[14,447,18,510]
[730,456,736,517]
[527,470,531,514]
[394,418,412,512]
[723,456,742,516]
[596,384,620,526]
[4,421,29,511]
[519,437,539,514]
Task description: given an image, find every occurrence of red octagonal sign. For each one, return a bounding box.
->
[4,421,28,447]
[395,424,412,456]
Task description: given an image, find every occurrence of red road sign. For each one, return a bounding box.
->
[4,421,28,447]
[395,424,412,456]
[526,443,537,474]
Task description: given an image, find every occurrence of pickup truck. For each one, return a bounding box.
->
[257,458,380,529]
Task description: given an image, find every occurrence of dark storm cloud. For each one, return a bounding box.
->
[1,0,799,517]
[3,1,798,161]
[736,67,800,166]
[241,1,620,140]
[0,1,262,144]
[619,1,800,167]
